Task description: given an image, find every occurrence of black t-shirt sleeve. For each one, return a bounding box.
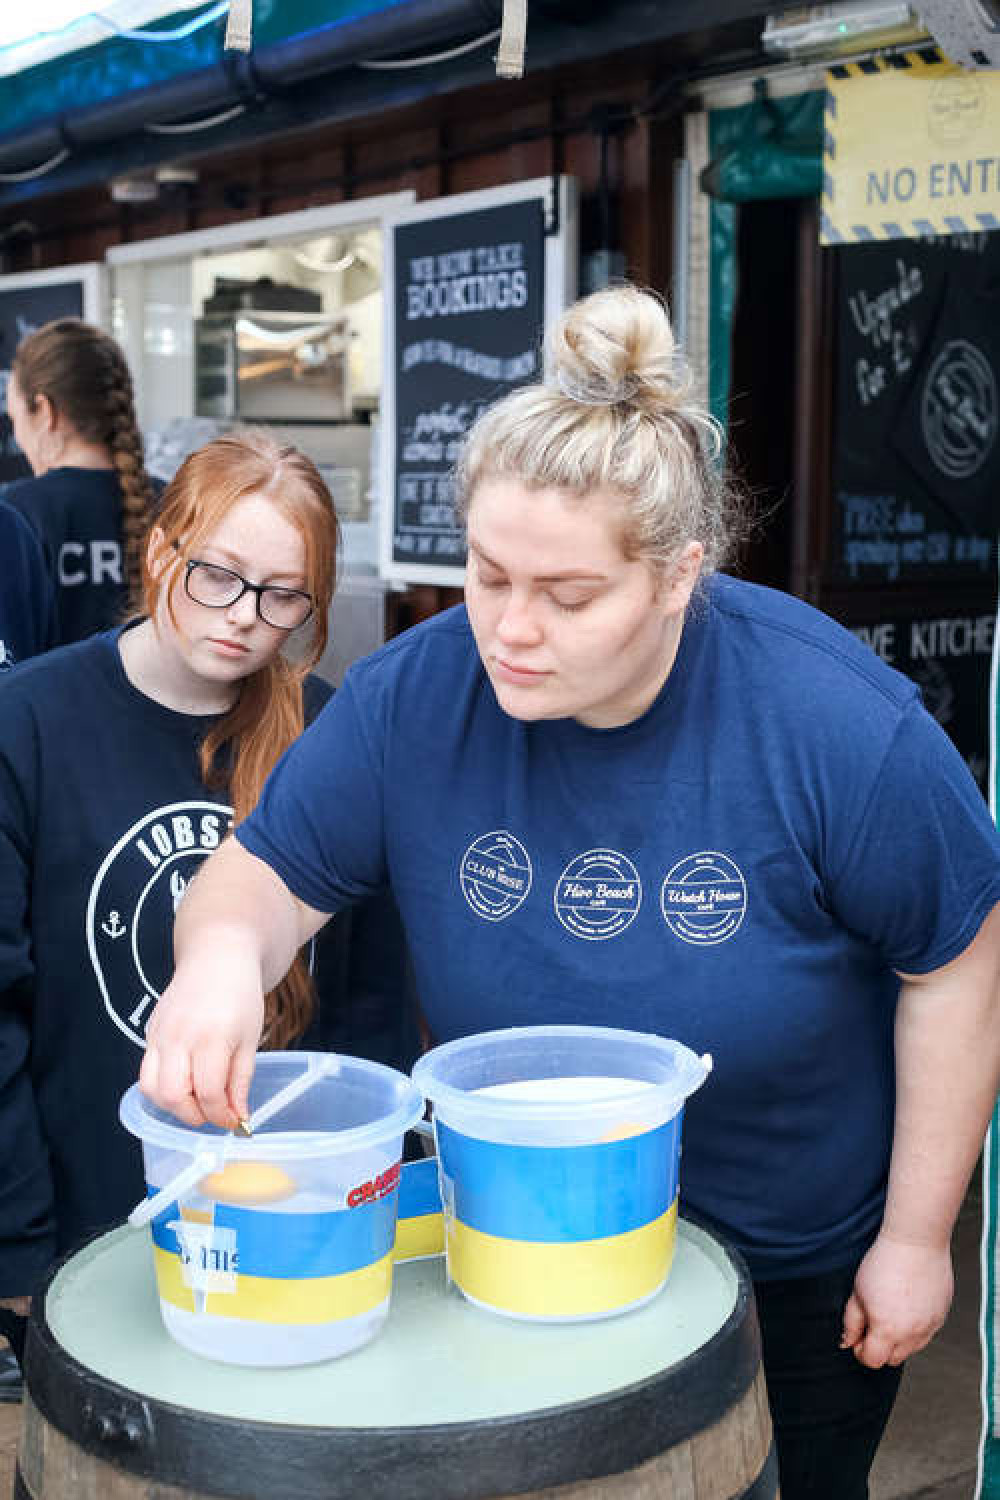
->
[303,673,334,723]
[0,701,57,1292]
[0,503,57,669]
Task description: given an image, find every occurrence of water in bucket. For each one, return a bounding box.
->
[411,1025,711,1323]
[120,1051,423,1366]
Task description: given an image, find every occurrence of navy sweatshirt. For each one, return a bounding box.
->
[4,468,137,645]
[0,625,417,1293]
[0,501,55,672]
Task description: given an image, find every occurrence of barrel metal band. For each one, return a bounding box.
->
[22,1228,765,1500]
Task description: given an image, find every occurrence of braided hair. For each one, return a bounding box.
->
[13,319,154,607]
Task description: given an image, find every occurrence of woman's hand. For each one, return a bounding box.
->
[140,947,265,1130]
[138,838,327,1128]
[840,1230,953,1368]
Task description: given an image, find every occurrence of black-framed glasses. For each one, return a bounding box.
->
[180,556,314,630]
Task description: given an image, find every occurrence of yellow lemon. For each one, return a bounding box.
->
[599,1121,649,1142]
[198,1161,297,1205]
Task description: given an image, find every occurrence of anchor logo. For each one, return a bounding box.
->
[101,909,127,940]
[85,799,234,1048]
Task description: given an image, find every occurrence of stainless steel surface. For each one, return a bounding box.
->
[195,312,352,423]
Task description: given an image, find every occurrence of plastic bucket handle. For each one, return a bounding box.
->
[244,1053,340,1133]
[127,1148,222,1229]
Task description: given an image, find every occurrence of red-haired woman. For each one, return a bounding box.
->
[4,318,156,644]
[0,428,414,1333]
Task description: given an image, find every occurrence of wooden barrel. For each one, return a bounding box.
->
[17,1218,778,1500]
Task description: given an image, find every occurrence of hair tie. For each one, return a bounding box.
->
[554,367,640,407]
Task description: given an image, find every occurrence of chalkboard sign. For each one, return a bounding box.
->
[851,607,993,794]
[831,230,1000,587]
[0,267,102,485]
[381,180,577,586]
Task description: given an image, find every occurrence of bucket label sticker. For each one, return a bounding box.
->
[553,849,642,940]
[347,1160,401,1208]
[660,852,747,946]
[168,1220,239,1294]
[459,831,532,921]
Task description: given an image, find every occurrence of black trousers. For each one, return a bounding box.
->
[754,1263,904,1500]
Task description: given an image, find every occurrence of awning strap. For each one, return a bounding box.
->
[224,0,253,53]
[496,0,527,79]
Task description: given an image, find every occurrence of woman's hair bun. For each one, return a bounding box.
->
[548,285,689,410]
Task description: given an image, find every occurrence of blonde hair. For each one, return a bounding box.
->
[456,285,740,576]
[144,429,339,1047]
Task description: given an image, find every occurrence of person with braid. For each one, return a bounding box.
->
[4,318,157,645]
[0,429,416,1386]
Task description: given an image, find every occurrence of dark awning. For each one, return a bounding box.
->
[0,0,771,206]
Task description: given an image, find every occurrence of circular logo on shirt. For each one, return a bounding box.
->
[86,800,233,1046]
[459,830,533,922]
[661,851,747,946]
[553,849,642,940]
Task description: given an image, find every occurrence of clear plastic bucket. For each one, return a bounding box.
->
[411,1025,712,1323]
[120,1051,424,1366]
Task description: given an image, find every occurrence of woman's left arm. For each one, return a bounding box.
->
[842,900,1000,1368]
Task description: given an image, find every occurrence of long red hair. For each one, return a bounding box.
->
[142,429,339,1045]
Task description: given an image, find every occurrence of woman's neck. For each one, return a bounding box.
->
[43,434,114,473]
[118,620,239,716]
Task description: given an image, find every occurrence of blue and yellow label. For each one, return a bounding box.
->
[446,1200,677,1317]
[148,1190,397,1324]
[436,1116,682,1317]
[393,1157,445,1262]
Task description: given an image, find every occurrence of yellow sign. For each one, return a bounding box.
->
[822,50,1000,244]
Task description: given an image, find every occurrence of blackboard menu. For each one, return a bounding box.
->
[831,230,1000,587]
[390,198,545,572]
[851,607,993,794]
[0,279,86,484]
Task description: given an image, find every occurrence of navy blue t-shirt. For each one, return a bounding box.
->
[238,576,1000,1278]
[0,500,55,671]
[4,467,131,645]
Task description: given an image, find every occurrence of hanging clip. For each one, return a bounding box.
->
[224,0,252,54]
[496,0,527,79]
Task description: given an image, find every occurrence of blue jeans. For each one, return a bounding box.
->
[754,1263,904,1500]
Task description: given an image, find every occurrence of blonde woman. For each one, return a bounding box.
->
[141,290,1000,1500]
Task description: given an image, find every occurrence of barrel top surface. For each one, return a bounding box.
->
[44,1219,738,1428]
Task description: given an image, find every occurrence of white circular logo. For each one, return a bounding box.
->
[661,851,747,946]
[927,76,984,147]
[553,848,642,940]
[920,339,997,480]
[86,801,233,1045]
[459,830,533,921]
